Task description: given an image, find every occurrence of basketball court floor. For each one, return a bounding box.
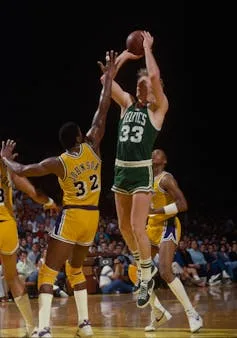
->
[1,284,237,337]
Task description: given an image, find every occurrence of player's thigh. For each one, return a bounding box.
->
[131,192,152,226]
[45,237,74,271]
[115,192,132,224]
[70,245,90,268]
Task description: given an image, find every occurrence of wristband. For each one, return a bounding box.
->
[43,197,54,209]
[163,202,178,215]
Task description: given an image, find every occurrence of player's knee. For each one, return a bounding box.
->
[38,263,58,289]
[65,260,86,288]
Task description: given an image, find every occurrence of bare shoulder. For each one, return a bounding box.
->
[84,138,101,159]
[148,100,168,130]
[84,137,95,151]
[120,94,135,118]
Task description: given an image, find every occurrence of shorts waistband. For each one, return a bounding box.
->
[63,205,98,211]
[115,159,152,168]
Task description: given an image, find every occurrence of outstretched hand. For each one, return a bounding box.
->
[1,139,18,160]
[97,49,142,75]
[104,50,117,77]
[119,49,143,60]
[98,50,117,76]
[141,31,154,51]
[44,201,60,214]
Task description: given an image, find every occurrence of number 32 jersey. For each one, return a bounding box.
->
[58,143,101,207]
[116,103,159,162]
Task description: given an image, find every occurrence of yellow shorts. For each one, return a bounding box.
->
[50,207,99,246]
[0,218,19,255]
[146,216,181,247]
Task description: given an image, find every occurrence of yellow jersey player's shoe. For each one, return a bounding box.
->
[75,319,93,337]
[186,309,203,333]
[145,308,172,332]
[31,327,51,337]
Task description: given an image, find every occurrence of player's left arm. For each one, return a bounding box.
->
[150,174,188,215]
[1,140,64,178]
[143,31,169,126]
[2,155,62,178]
[11,173,56,209]
[86,50,117,155]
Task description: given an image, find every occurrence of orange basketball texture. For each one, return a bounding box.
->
[126,30,144,55]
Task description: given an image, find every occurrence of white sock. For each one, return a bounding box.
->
[150,291,166,313]
[131,250,141,270]
[140,257,152,281]
[168,277,193,312]
[74,289,88,325]
[38,293,53,330]
[14,293,34,333]
[131,250,141,279]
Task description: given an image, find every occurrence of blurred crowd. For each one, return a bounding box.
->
[0,190,237,302]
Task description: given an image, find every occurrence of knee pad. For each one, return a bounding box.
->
[65,260,86,288]
[38,264,58,290]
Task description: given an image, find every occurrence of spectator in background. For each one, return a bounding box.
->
[27,214,38,234]
[174,241,205,286]
[203,244,231,284]
[35,223,46,240]
[218,245,237,281]
[229,242,237,262]
[27,242,40,265]
[19,238,30,253]
[16,250,38,298]
[95,225,110,245]
[187,240,209,279]
[99,256,133,294]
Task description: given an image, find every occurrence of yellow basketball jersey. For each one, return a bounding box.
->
[0,160,14,221]
[149,171,175,223]
[58,143,101,207]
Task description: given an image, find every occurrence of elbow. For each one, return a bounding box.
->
[150,72,160,82]
[14,168,25,177]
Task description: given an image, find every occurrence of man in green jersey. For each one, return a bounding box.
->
[99,31,169,308]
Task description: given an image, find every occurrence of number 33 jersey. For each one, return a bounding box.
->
[58,142,101,207]
[116,103,159,163]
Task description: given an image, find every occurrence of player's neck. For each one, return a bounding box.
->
[136,99,147,107]
[153,166,164,177]
[66,144,81,155]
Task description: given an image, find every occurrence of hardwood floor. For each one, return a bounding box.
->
[1,284,237,337]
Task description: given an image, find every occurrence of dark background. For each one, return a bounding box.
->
[0,3,235,219]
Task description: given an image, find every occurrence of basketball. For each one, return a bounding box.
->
[126,30,144,56]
